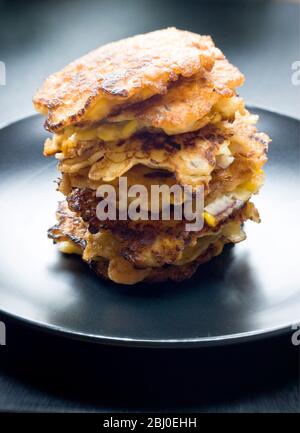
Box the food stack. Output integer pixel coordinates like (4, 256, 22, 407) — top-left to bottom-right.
(34, 28, 269, 284)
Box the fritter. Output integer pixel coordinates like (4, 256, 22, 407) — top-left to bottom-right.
(33, 28, 216, 133)
(54, 112, 268, 192)
(49, 200, 258, 284)
(107, 57, 244, 135)
(35, 28, 270, 285)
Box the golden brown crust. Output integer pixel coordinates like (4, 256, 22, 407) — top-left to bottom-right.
(56, 112, 268, 192)
(47, 203, 226, 283)
(92, 240, 225, 283)
(58, 123, 229, 188)
(47, 204, 234, 284)
(40, 28, 270, 285)
(49, 197, 254, 272)
(108, 58, 245, 135)
(144, 241, 225, 282)
(48, 201, 87, 248)
(33, 28, 217, 133)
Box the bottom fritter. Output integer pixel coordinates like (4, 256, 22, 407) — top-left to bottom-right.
(89, 241, 224, 283)
(48, 200, 259, 284)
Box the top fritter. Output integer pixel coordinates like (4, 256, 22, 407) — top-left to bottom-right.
(33, 28, 217, 133)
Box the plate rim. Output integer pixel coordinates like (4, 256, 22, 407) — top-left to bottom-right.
(0, 109, 299, 348)
(0, 307, 297, 348)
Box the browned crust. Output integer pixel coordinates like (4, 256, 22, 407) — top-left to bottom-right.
(33, 28, 217, 132)
(58, 122, 231, 188)
(48, 201, 87, 248)
(48, 204, 226, 283)
(48, 198, 259, 283)
(107, 58, 244, 134)
(51, 194, 252, 262)
(91, 240, 225, 283)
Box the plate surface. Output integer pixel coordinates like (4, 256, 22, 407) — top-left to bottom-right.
(0, 109, 299, 347)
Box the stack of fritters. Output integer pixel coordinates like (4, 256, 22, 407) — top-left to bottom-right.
(34, 28, 270, 284)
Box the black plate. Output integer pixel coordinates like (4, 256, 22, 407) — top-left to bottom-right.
(0, 109, 299, 347)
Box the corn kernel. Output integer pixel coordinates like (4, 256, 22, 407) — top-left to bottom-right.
(243, 180, 258, 192)
(97, 124, 119, 141)
(204, 211, 217, 227)
(58, 241, 82, 255)
(75, 129, 98, 141)
(122, 120, 138, 139)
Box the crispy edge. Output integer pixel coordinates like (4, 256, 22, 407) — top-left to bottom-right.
(33, 28, 217, 133)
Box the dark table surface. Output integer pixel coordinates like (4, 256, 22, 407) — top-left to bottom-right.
(0, 0, 299, 413)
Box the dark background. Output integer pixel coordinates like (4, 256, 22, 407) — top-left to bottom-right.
(0, 0, 299, 413)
